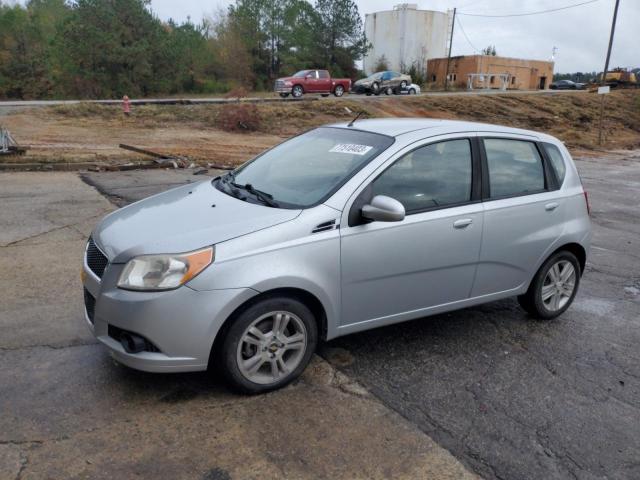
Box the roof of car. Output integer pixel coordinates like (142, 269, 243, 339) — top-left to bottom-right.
(329, 118, 545, 139)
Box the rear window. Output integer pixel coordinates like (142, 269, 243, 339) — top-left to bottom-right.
(543, 143, 567, 185)
(485, 139, 545, 198)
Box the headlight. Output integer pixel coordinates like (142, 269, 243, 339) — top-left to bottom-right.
(117, 247, 214, 291)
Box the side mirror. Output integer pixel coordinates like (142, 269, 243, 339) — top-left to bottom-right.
(362, 195, 405, 222)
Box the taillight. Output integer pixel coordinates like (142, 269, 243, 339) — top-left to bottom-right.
(583, 190, 591, 215)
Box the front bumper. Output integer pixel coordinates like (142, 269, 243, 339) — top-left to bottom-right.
(82, 261, 257, 373)
(274, 85, 293, 93)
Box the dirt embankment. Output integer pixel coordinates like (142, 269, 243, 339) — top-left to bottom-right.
(2, 90, 638, 167)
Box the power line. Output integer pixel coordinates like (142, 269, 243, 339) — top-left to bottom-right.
(459, 0, 601, 18)
(456, 16, 480, 53)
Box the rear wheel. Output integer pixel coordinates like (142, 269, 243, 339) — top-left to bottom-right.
(334, 85, 345, 97)
(409, 88, 417, 95)
(218, 296, 318, 394)
(385, 87, 393, 95)
(279, 93, 289, 98)
(518, 251, 580, 320)
(371, 82, 380, 95)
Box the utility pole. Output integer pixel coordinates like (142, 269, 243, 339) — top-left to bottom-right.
(598, 0, 621, 146)
(444, 8, 456, 92)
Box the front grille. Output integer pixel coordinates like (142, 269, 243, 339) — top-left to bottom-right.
(274, 80, 284, 90)
(86, 237, 108, 279)
(84, 288, 95, 324)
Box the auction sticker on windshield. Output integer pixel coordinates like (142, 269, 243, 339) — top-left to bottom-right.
(329, 144, 373, 155)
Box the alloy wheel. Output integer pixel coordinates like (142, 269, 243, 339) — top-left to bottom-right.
(541, 260, 576, 311)
(236, 311, 307, 385)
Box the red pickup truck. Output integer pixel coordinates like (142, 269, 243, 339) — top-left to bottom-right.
(274, 70, 351, 98)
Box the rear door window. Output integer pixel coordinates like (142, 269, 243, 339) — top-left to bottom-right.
(542, 143, 567, 185)
(318, 70, 329, 79)
(484, 138, 545, 198)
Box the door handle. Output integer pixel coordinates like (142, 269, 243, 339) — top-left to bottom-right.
(545, 202, 559, 211)
(453, 218, 473, 229)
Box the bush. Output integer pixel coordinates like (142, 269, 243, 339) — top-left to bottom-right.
(217, 104, 261, 132)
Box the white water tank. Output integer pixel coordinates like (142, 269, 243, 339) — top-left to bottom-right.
(363, 4, 451, 75)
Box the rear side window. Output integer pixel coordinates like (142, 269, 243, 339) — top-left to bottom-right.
(372, 139, 472, 213)
(543, 143, 567, 185)
(318, 70, 329, 79)
(484, 139, 545, 198)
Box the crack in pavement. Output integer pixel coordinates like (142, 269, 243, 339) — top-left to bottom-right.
(0, 341, 98, 352)
(0, 212, 110, 248)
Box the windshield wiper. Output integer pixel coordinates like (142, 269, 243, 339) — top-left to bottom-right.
(232, 182, 279, 208)
(218, 171, 279, 207)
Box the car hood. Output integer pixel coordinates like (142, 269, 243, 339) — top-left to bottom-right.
(92, 180, 301, 263)
(277, 77, 296, 83)
(355, 77, 375, 85)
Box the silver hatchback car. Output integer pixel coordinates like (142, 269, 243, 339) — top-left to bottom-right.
(83, 119, 591, 393)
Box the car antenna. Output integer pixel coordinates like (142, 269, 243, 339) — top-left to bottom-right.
(347, 111, 365, 127)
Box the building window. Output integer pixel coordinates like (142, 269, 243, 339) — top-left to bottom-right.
(490, 76, 495, 84)
(432, 75, 437, 82)
(511, 76, 516, 85)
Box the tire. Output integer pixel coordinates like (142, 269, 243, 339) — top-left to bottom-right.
(218, 296, 318, 394)
(384, 87, 393, 95)
(409, 88, 416, 95)
(371, 82, 380, 95)
(400, 80, 407, 89)
(321, 93, 330, 97)
(279, 93, 289, 98)
(292, 85, 303, 98)
(334, 85, 345, 97)
(518, 251, 581, 320)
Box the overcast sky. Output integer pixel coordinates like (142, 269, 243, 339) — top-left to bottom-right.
(147, 0, 637, 73)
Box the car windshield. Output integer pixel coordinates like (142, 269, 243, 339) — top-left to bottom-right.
(293, 70, 310, 78)
(217, 127, 394, 208)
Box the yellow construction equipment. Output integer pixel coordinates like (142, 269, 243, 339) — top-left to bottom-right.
(601, 68, 638, 88)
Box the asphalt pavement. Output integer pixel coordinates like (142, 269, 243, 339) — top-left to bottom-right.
(76, 150, 640, 480)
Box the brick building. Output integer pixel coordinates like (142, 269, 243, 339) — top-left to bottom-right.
(426, 55, 554, 90)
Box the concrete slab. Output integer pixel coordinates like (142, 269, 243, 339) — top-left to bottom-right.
(0, 172, 114, 349)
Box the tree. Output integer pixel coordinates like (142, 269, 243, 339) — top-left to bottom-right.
(373, 55, 389, 72)
(314, 0, 368, 77)
(482, 45, 497, 56)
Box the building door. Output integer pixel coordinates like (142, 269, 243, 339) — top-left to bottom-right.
(539, 76, 547, 89)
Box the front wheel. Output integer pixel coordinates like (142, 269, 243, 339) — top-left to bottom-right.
(409, 88, 416, 95)
(218, 296, 318, 394)
(334, 85, 345, 97)
(371, 82, 380, 95)
(518, 251, 580, 320)
(291, 85, 303, 98)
